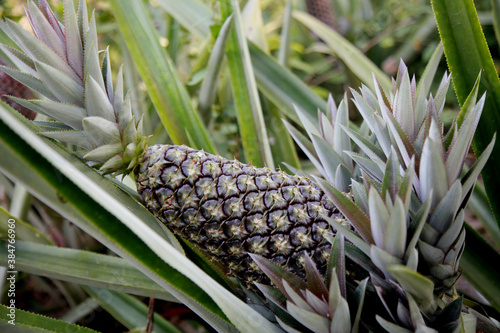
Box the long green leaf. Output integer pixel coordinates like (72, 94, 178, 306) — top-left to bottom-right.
(0, 305, 98, 332)
(0, 103, 267, 332)
(108, 0, 215, 152)
(221, 0, 274, 168)
(84, 286, 182, 333)
(0, 240, 177, 302)
(431, 0, 500, 224)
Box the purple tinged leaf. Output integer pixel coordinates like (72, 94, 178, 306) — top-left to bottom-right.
(254, 283, 287, 309)
(283, 281, 314, 312)
(340, 124, 386, 161)
(314, 176, 374, 244)
(64, 0, 84, 79)
(249, 254, 306, 295)
(26, 1, 66, 61)
(303, 255, 328, 299)
(304, 290, 329, 318)
(84, 12, 105, 92)
(393, 64, 415, 141)
(38, 0, 65, 41)
(2, 19, 79, 83)
(78, 0, 89, 46)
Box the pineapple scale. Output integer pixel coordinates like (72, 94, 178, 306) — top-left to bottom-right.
(136, 145, 345, 283)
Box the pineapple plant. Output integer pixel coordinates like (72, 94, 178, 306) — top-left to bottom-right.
(0, 0, 348, 284)
(1, 0, 499, 332)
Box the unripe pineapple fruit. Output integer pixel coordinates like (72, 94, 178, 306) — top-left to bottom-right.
(0, 0, 346, 283)
(137, 145, 343, 282)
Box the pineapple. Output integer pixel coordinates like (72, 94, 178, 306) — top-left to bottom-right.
(0, 0, 347, 283)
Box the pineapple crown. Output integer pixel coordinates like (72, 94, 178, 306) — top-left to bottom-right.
(0, 0, 147, 175)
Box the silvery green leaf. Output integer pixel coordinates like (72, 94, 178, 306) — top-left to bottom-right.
(0, 66, 55, 99)
(461, 134, 495, 201)
(384, 197, 407, 259)
(286, 301, 329, 333)
(406, 248, 418, 271)
(78, 0, 89, 40)
(398, 159, 415, 212)
(372, 114, 393, 157)
(436, 209, 465, 250)
(8, 97, 85, 130)
(334, 164, 351, 192)
(376, 316, 413, 333)
(442, 227, 465, 266)
(396, 302, 412, 329)
(415, 43, 443, 126)
(284, 120, 325, 175)
(445, 94, 484, 185)
(328, 268, 341, 315)
(428, 117, 445, 160)
(405, 197, 432, 263)
(0, 19, 79, 83)
(351, 180, 369, 214)
(347, 152, 384, 182)
(345, 243, 381, 276)
(35, 61, 84, 106)
(380, 104, 415, 168)
(428, 180, 462, 233)
(393, 65, 415, 141)
(26, 1, 66, 60)
(118, 93, 133, 131)
(417, 241, 444, 266)
(82, 117, 120, 147)
(351, 89, 378, 134)
(371, 246, 402, 277)
(0, 45, 37, 76)
(334, 97, 353, 169)
(84, 12, 106, 92)
(429, 265, 455, 281)
(304, 290, 329, 317)
(420, 223, 440, 245)
(369, 187, 390, 248)
(283, 281, 314, 313)
(420, 123, 448, 209)
(294, 104, 321, 140)
(34, 121, 71, 132)
(311, 134, 344, 183)
(319, 103, 334, 146)
(341, 124, 385, 162)
(276, 317, 303, 333)
(406, 295, 427, 329)
(42, 130, 93, 150)
(64, 0, 84, 79)
(330, 298, 351, 333)
(84, 143, 123, 163)
(433, 72, 451, 116)
(327, 94, 337, 121)
(114, 65, 124, 114)
(85, 76, 115, 121)
(123, 117, 138, 144)
(381, 148, 400, 201)
(102, 47, 114, 103)
(388, 265, 435, 312)
(325, 217, 371, 256)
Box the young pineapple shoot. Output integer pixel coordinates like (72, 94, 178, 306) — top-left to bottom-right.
(0, 0, 347, 284)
